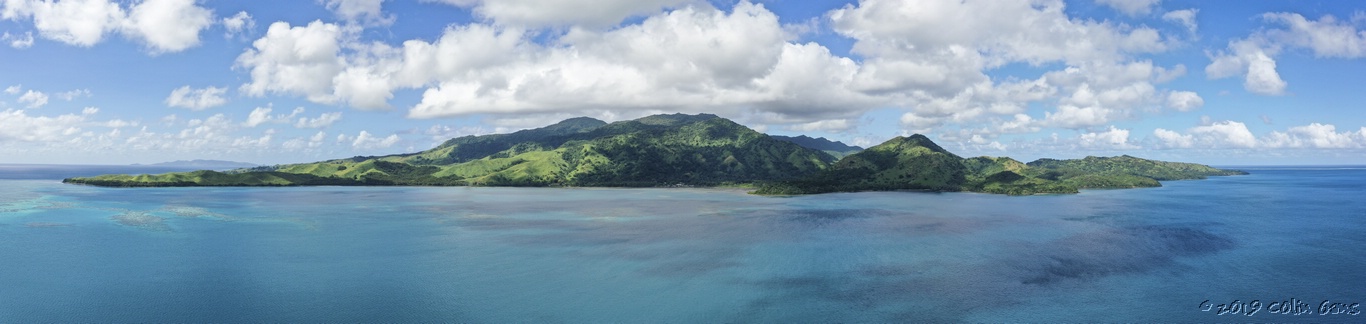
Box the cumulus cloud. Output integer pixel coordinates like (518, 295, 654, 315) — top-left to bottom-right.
(228, 0, 1204, 150)
(237, 3, 878, 124)
(124, 0, 215, 53)
(1154, 121, 1366, 149)
(1, 31, 33, 48)
(322, 0, 393, 26)
(424, 0, 692, 29)
(1165, 91, 1203, 111)
(787, 119, 854, 132)
(1095, 0, 1161, 16)
(56, 88, 90, 100)
(165, 86, 228, 110)
(283, 131, 328, 150)
(1, 0, 126, 47)
(1044, 104, 1114, 129)
(295, 111, 343, 128)
(0, 0, 215, 53)
(18, 89, 47, 108)
(1152, 121, 1258, 148)
(243, 106, 304, 127)
(350, 130, 400, 149)
(997, 114, 1038, 134)
(3, 85, 19, 94)
(829, 0, 1169, 66)
(829, 0, 1181, 134)
(1078, 126, 1138, 149)
(1208, 12, 1366, 95)
(1263, 123, 1366, 148)
(236, 20, 345, 104)
(0, 108, 85, 142)
(1162, 9, 1198, 34)
(1260, 12, 1366, 58)
(222, 11, 255, 38)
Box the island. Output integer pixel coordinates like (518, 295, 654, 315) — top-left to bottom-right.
(63, 113, 1247, 195)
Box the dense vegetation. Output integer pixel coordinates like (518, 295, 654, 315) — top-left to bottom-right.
(65, 113, 1247, 195)
(754, 138, 1248, 196)
(68, 114, 833, 188)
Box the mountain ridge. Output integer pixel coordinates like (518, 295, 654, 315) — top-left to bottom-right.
(64, 113, 1247, 195)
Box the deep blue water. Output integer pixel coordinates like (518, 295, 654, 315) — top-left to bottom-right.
(1, 166, 1363, 322)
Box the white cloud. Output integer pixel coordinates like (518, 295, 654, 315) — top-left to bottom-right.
(1, 0, 214, 53)
(237, 20, 345, 104)
(1206, 40, 1286, 96)
(0, 108, 85, 142)
(1207, 13, 1366, 96)
(425, 0, 693, 29)
(283, 131, 329, 150)
(1152, 128, 1193, 148)
(124, 0, 214, 53)
(1165, 91, 1203, 112)
(1162, 9, 1198, 34)
(1152, 121, 1257, 148)
(322, 0, 392, 25)
(1044, 105, 1115, 129)
(1078, 126, 1138, 149)
(18, 89, 47, 108)
(1, 31, 33, 48)
(4, 85, 21, 94)
(1154, 121, 1366, 150)
(233, 0, 1195, 142)
(828, 0, 1181, 136)
(396, 3, 874, 122)
(5, 0, 126, 47)
(55, 88, 90, 100)
(997, 113, 1038, 134)
(1243, 51, 1287, 95)
(243, 106, 304, 127)
(1260, 12, 1366, 58)
(350, 130, 400, 149)
(222, 11, 254, 37)
(899, 112, 943, 133)
(1095, 0, 1160, 16)
(165, 86, 228, 110)
(295, 112, 343, 128)
(1263, 123, 1366, 148)
(829, 0, 1170, 66)
(787, 119, 854, 133)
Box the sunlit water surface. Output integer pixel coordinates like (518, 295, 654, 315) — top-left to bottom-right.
(1, 166, 1363, 322)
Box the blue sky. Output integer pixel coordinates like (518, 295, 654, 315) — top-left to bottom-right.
(1, 0, 1363, 165)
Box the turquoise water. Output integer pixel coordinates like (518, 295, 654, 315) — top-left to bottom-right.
(1, 167, 1363, 322)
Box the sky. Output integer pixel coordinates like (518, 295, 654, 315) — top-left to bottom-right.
(0, 0, 1364, 166)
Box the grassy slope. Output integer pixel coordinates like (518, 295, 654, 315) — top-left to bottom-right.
(750, 135, 967, 194)
(64, 115, 1246, 195)
(66, 114, 833, 188)
(753, 137, 1247, 196)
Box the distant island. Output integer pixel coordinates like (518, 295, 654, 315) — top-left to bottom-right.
(134, 160, 258, 170)
(64, 114, 1246, 195)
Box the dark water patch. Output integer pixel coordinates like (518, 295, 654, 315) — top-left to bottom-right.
(777, 208, 881, 225)
(1016, 224, 1234, 285)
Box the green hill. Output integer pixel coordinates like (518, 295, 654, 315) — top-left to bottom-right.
(753, 136, 1248, 196)
(67, 114, 833, 188)
(64, 114, 1246, 195)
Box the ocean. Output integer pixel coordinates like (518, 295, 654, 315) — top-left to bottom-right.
(0, 165, 1362, 322)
